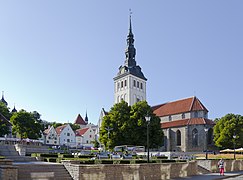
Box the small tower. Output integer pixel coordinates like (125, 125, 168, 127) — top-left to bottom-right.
(0, 91, 8, 106)
(12, 104, 17, 113)
(85, 111, 89, 124)
(113, 13, 147, 106)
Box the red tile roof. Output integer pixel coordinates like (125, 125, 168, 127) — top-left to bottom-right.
(76, 128, 89, 136)
(161, 118, 215, 129)
(153, 96, 208, 117)
(74, 114, 86, 125)
(55, 125, 67, 135)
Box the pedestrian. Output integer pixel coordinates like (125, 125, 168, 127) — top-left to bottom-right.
(218, 158, 225, 176)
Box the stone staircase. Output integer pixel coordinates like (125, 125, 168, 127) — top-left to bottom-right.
(16, 163, 73, 180)
(0, 145, 37, 162)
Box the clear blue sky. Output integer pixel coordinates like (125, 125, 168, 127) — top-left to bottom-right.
(0, 1, 243, 124)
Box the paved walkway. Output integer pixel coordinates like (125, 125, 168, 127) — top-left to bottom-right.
(175, 171, 243, 180)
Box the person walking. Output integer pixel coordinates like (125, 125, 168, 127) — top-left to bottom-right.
(218, 158, 225, 176)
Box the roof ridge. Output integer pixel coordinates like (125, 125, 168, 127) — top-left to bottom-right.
(189, 96, 196, 111)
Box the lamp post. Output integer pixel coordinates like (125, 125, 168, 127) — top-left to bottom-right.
(105, 126, 113, 151)
(204, 128, 208, 160)
(233, 133, 236, 160)
(145, 115, 151, 163)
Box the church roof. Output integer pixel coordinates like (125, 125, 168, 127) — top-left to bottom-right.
(74, 114, 87, 125)
(75, 127, 89, 136)
(152, 96, 208, 117)
(161, 118, 215, 129)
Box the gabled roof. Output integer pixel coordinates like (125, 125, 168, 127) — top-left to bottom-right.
(153, 96, 208, 117)
(76, 127, 89, 136)
(161, 118, 215, 129)
(74, 114, 87, 125)
(55, 125, 67, 135)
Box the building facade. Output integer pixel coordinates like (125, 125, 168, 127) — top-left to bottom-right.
(153, 96, 215, 152)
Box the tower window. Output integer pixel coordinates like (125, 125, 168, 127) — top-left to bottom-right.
(140, 83, 143, 89)
(182, 113, 185, 119)
(121, 81, 123, 88)
(117, 82, 120, 89)
(133, 80, 136, 87)
(125, 80, 127, 87)
(137, 81, 139, 88)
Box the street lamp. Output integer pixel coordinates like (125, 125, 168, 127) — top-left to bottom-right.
(233, 133, 236, 160)
(204, 128, 208, 160)
(105, 126, 113, 151)
(145, 115, 151, 163)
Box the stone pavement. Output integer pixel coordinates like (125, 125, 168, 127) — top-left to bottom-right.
(174, 171, 243, 180)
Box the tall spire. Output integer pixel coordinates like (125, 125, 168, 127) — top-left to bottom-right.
(0, 91, 8, 106)
(124, 10, 136, 68)
(85, 110, 88, 124)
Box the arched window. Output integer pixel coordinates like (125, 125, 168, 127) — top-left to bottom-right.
(176, 130, 181, 146)
(208, 128, 213, 145)
(192, 128, 198, 147)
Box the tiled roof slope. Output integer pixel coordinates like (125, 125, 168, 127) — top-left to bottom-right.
(74, 114, 87, 125)
(76, 128, 89, 136)
(55, 125, 67, 135)
(153, 96, 208, 117)
(161, 118, 215, 129)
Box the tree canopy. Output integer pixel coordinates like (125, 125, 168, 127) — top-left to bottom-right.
(0, 102, 11, 136)
(99, 100, 164, 150)
(10, 110, 42, 139)
(214, 113, 243, 149)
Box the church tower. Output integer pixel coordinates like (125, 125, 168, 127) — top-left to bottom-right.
(113, 15, 147, 106)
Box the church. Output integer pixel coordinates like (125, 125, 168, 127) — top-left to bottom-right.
(99, 14, 215, 152)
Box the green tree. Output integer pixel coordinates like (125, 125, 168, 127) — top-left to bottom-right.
(99, 100, 164, 150)
(214, 113, 243, 149)
(69, 123, 80, 131)
(0, 102, 11, 136)
(10, 110, 42, 139)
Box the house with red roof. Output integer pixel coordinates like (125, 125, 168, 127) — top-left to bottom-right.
(43, 125, 59, 145)
(75, 127, 96, 148)
(152, 96, 215, 152)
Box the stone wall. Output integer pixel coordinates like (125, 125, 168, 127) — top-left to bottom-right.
(0, 159, 18, 180)
(62, 160, 197, 180)
(198, 159, 243, 173)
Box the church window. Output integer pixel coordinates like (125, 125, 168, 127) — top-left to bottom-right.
(134, 80, 136, 87)
(121, 81, 123, 88)
(137, 81, 139, 88)
(192, 128, 198, 147)
(125, 80, 127, 87)
(169, 115, 172, 121)
(141, 83, 143, 89)
(208, 128, 213, 145)
(176, 130, 181, 146)
(182, 113, 185, 119)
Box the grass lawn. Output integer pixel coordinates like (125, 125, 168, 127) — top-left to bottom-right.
(195, 153, 243, 160)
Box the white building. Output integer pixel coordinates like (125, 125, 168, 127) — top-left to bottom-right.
(43, 125, 59, 145)
(55, 124, 76, 147)
(76, 127, 96, 148)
